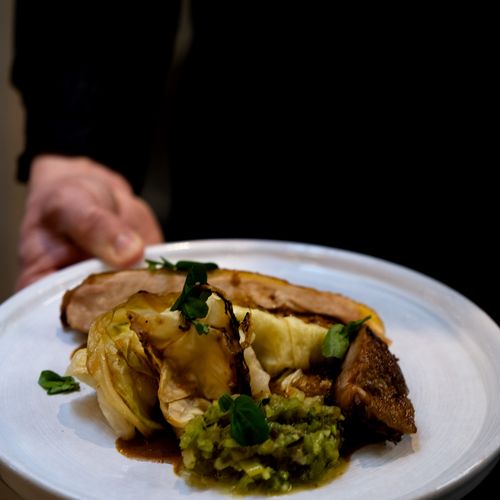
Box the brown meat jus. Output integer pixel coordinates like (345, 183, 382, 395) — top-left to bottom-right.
(60, 268, 386, 340)
(334, 326, 417, 444)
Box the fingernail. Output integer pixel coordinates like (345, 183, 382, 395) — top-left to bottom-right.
(112, 231, 143, 262)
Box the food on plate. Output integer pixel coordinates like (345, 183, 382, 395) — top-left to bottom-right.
(334, 327, 416, 443)
(60, 267, 387, 341)
(64, 260, 416, 493)
(180, 394, 344, 491)
(38, 370, 80, 395)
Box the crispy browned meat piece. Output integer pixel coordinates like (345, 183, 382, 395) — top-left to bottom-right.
(61, 269, 386, 340)
(334, 327, 417, 443)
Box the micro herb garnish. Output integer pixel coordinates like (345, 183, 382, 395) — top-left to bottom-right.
(321, 316, 371, 359)
(170, 262, 215, 334)
(146, 257, 218, 272)
(38, 370, 80, 395)
(218, 393, 270, 446)
(145, 258, 219, 334)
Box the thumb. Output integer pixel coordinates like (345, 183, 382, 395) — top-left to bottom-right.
(58, 204, 145, 267)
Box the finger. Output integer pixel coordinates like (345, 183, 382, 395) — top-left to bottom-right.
(16, 229, 90, 290)
(16, 245, 78, 290)
(116, 194, 165, 245)
(53, 202, 145, 267)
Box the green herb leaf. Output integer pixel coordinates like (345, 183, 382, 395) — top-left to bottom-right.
(230, 394, 270, 446)
(182, 294, 210, 319)
(345, 316, 372, 336)
(146, 257, 175, 271)
(146, 258, 218, 272)
(147, 259, 219, 334)
(218, 393, 234, 412)
(219, 394, 269, 446)
(194, 321, 209, 335)
(218, 393, 269, 446)
(38, 370, 80, 395)
(175, 260, 218, 272)
(321, 324, 349, 359)
(170, 263, 214, 333)
(321, 316, 371, 359)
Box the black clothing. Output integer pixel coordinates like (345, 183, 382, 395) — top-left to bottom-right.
(12, 2, 181, 191)
(11, 2, 496, 325)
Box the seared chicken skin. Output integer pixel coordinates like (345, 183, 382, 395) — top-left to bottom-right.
(335, 326, 416, 443)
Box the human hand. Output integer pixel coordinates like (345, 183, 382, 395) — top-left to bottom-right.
(16, 155, 164, 290)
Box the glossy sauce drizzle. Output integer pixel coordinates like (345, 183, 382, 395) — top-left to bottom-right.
(116, 429, 181, 468)
(116, 430, 350, 493)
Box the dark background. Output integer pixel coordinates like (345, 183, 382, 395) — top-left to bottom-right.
(162, 5, 498, 327)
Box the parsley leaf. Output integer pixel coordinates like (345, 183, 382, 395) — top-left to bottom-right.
(194, 322, 210, 335)
(146, 257, 175, 270)
(218, 393, 234, 412)
(146, 258, 218, 272)
(321, 324, 348, 359)
(147, 259, 219, 334)
(38, 370, 80, 395)
(321, 316, 371, 359)
(218, 394, 269, 446)
(181, 289, 211, 319)
(170, 262, 215, 334)
(175, 260, 218, 272)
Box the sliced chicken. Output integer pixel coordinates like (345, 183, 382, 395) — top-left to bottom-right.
(61, 268, 386, 341)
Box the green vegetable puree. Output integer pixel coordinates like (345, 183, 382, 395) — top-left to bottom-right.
(179, 394, 344, 493)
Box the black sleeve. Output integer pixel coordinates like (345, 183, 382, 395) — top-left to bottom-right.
(11, 1, 180, 192)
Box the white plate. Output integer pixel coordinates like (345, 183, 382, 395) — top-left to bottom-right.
(1, 239, 499, 500)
